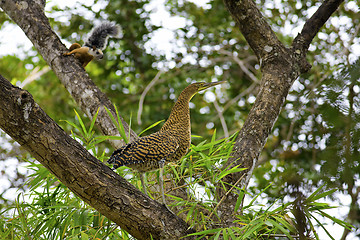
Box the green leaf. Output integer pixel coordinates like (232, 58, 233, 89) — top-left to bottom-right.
(60, 120, 81, 133)
(214, 230, 221, 240)
(216, 165, 246, 182)
(316, 209, 354, 229)
(139, 120, 164, 136)
(209, 129, 217, 153)
(267, 218, 294, 240)
(114, 104, 128, 144)
(186, 203, 197, 222)
(271, 201, 293, 213)
(81, 232, 89, 240)
(244, 183, 273, 209)
(305, 184, 326, 203)
(74, 109, 87, 136)
(305, 188, 337, 204)
(226, 228, 237, 239)
(92, 135, 124, 146)
(308, 212, 335, 240)
(240, 218, 265, 239)
(104, 105, 128, 143)
(308, 202, 334, 211)
(128, 111, 133, 140)
(273, 215, 297, 233)
(187, 227, 221, 236)
(234, 188, 245, 213)
(88, 107, 100, 134)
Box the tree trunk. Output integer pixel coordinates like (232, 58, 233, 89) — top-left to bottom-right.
(217, 0, 344, 225)
(0, 74, 194, 240)
(0, 0, 192, 232)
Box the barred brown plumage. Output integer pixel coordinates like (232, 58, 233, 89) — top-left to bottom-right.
(107, 80, 226, 209)
(108, 131, 178, 172)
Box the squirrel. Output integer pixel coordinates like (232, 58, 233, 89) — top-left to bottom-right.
(63, 22, 121, 68)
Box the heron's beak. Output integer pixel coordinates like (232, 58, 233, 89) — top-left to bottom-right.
(200, 80, 227, 91)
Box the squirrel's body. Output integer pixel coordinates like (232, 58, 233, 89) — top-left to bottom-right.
(63, 22, 120, 67)
(65, 43, 95, 67)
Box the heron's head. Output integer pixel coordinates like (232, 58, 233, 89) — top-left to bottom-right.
(184, 80, 226, 97)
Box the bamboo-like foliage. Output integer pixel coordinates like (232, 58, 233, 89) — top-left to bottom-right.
(0, 111, 352, 239)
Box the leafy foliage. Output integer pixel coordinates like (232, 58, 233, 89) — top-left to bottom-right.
(188, 184, 352, 240)
(1, 112, 352, 239)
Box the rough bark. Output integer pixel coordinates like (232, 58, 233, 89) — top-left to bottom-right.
(0, 0, 196, 231)
(0, 0, 137, 149)
(217, 0, 344, 225)
(0, 74, 194, 240)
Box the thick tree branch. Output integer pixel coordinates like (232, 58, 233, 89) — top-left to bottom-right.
(292, 0, 344, 54)
(0, 0, 194, 236)
(0, 0, 137, 149)
(0, 74, 194, 240)
(218, 0, 343, 225)
(223, 0, 282, 61)
(293, 0, 344, 48)
(292, 0, 344, 72)
(0, 0, 197, 227)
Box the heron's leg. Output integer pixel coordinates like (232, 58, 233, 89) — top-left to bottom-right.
(159, 160, 171, 211)
(140, 172, 148, 195)
(159, 166, 166, 205)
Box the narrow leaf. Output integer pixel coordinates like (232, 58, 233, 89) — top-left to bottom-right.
(305, 184, 326, 203)
(267, 219, 294, 240)
(88, 107, 100, 134)
(139, 120, 164, 136)
(74, 109, 87, 136)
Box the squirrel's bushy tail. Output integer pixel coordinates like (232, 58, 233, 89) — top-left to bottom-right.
(84, 22, 121, 50)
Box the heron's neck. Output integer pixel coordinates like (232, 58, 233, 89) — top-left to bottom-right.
(160, 90, 195, 132)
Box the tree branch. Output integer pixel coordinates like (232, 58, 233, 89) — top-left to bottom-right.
(0, 1, 195, 237)
(0, 0, 137, 149)
(223, 0, 283, 61)
(292, 0, 344, 52)
(20, 66, 50, 88)
(137, 69, 164, 125)
(218, 49, 259, 84)
(213, 99, 229, 138)
(218, 0, 344, 225)
(0, 74, 194, 240)
(292, 0, 344, 72)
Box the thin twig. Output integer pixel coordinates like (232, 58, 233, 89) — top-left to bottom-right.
(20, 66, 50, 88)
(219, 49, 259, 83)
(213, 99, 229, 138)
(223, 82, 257, 112)
(137, 70, 164, 125)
